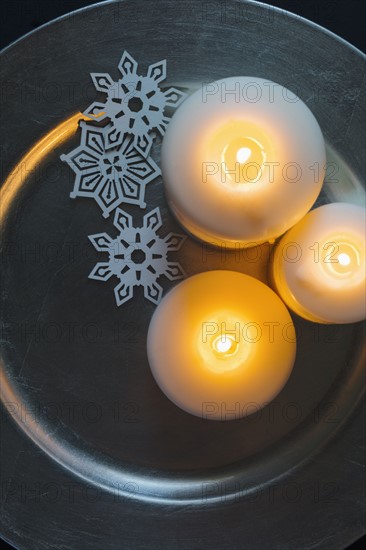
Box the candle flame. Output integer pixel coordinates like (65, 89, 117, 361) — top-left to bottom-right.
(212, 334, 239, 357)
(337, 253, 351, 266)
(236, 147, 252, 164)
(215, 337, 232, 353)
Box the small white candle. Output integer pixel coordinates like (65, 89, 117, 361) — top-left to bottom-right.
(162, 77, 326, 248)
(147, 271, 296, 420)
(271, 203, 366, 324)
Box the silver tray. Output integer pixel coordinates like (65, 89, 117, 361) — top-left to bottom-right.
(1, 1, 365, 548)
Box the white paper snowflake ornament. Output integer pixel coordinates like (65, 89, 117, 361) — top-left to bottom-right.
(61, 121, 161, 218)
(88, 207, 186, 306)
(83, 51, 186, 157)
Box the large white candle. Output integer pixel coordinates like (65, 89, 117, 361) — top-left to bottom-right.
(147, 271, 296, 420)
(162, 77, 326, 248)
(271, 203, 366, 324)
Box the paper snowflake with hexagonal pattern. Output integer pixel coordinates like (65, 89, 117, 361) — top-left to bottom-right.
(83, 51, 186, 157)
(88, 207, 186, 306)
(61, 121, 160, 218)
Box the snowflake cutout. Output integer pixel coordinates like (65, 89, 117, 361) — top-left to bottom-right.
(88, 207, 186, 306)
(83, 51, 186, 157)
(61, 121, 160, 218)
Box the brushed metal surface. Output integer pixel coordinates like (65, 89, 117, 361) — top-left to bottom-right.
(0, 1, 365, 548)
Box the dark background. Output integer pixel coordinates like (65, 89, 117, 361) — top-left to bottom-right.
(1, 0, 365, 549)
(1, 0, 365, 52)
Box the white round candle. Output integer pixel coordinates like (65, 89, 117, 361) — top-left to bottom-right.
(162, 77, 326, 248)
(147, 271, 296, 420)
(271, 203, 366, 324)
